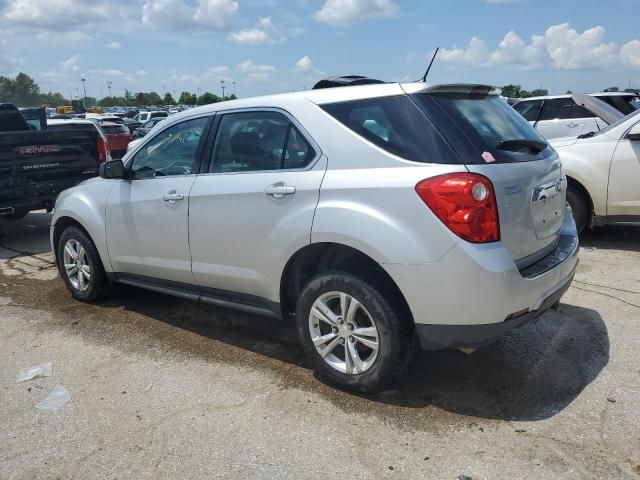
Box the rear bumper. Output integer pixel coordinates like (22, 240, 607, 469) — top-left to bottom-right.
(383, 207, 579, 350)
(414, 270, 574, 350)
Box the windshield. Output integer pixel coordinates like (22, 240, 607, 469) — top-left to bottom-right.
(590, 108, 640, 137)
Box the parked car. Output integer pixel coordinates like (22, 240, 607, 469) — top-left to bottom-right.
(99, 121, 131, 158)
(512, 92, 638, 139)
(0, 106, 110, 220)
(551, 103, 640, 233)
(51, 82, 578, 393)
(134, 110, 168, 122)
(132, 117, 166, 139)
(123, 118, 142, 134)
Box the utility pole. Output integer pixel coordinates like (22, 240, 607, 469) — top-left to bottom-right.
(232, 81, 236, 97)
(107, 80, 112, 97)
(81, 78, 87, 104)
(221, 80, 226, 98)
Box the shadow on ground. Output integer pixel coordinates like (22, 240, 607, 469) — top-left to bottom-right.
(1, 211, 610, 423)
(104, 287, 609, 422)
(580, 225, 640, 252)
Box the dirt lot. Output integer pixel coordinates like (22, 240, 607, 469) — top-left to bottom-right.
(1, 212, 639, 479)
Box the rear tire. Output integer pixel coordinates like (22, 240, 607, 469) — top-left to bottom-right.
(295, 270, 412, 393)
(566, 186, 589, 234)
(57, 226, 111, 302)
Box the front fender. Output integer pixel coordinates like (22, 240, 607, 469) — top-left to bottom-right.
(51, 180, 114, 271)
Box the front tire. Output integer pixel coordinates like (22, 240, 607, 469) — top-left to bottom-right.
(57, 226, 111, 302)
(295, 271, 412, 393)
(566, 186, 589, 234)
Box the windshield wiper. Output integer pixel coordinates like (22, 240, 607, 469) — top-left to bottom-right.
(496, 139, 547, 154)
(577, 131, 596, 139)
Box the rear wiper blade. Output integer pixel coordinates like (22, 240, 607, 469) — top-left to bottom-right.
(577, 131, 596, 139)
(496, 139, 547, 153)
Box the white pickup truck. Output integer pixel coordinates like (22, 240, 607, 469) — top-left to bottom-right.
(552, 96, 640, 233)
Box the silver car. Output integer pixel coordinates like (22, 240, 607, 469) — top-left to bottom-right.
(51, 82, 579, 393)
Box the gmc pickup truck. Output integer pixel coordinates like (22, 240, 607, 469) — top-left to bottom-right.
(0, 104, 110, 220)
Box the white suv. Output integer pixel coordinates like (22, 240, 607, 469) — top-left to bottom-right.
(51, 82, 579, 392)
(513, 92, 639, 139)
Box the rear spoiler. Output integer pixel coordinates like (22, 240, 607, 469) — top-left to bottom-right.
(401, 83, 501, 96)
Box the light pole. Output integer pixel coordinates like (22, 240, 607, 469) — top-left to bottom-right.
(107, 80, 112, 97)
(81, 78, 87, 104)
(232, 81, 236, 97)
(221, 80, 226, 99)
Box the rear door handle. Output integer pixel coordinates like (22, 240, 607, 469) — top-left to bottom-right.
(162, 191, 185, 205)
(264, 183, 296, 198)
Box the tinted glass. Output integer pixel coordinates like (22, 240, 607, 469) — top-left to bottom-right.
(594, 95, 638, 115)
(539, 98, 592, 120)
(210, 111, 314, 173)
(130, 117, 208, 179)
(513, 100, 543, 122)
(322, 95, 456, 164)
(283, 126, 315, 169)
(414, 93, 552, 164)
(101, 124, 128, 134)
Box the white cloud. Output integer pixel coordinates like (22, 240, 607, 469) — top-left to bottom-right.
(314, 0, 398, 27)
(440, 23, 633, 71)
(439, 37, 490, 65)
(193, 0, 238, 30)
(35, 31, 92, 45)
(142, 0, 238, 30)
(229, 17, 284, 45)
(106, 41, 122, 50)
(2, 0, 112, 28)
(295, 56, 313, 72)
(621, 40, 640, 70)
(229, 29, 272, 45)
(0, 55, 24, 75)
(60, 55, 80, 73)
(237, 59, 276, 81)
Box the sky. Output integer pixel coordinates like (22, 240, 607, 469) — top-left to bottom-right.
(0, 0, 639, 100)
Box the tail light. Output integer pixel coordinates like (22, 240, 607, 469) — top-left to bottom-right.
(415, 173, 500, 243)
(96, 136, 110, 164)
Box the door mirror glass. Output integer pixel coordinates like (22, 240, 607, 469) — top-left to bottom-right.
(99, 159, 126, 179)
(628, 123, 640, 140)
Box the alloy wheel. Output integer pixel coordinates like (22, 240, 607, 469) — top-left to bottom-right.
(62, 238, 91, 292)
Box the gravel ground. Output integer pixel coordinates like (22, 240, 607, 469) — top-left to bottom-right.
(0, 212, 639, 479)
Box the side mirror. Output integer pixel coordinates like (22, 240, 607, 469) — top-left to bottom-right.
(99, 159, 127, 179)
(628, 123, 640, 141)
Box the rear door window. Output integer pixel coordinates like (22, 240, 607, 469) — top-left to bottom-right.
(321, 95, 457, 164)
(538, 98, 592, 121)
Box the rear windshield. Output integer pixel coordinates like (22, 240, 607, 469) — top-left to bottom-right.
(321, 95, 458, 164)
(593, 95, 639, 116)
(413, 93, 553, 164)
(102, 124, 128, 134)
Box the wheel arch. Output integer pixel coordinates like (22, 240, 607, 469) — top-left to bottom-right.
(279, 242, 414, 330)
(52, 215, 111, 272)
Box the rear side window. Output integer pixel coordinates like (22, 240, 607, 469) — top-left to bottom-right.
(413, 93, 552, 164)
(321, 96, 457, 164)
(538, 98, 592, 121)
(513, 100, 543, 122)
(594, 95, 638, 115)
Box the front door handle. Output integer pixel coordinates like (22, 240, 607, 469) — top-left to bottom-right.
(264, 183, 296, 198)
(162, 191, 185, 205)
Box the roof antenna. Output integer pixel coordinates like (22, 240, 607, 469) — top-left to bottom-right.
(421, 47, 439, 82)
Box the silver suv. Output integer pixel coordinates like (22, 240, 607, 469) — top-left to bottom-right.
(51, 82, 579, 393)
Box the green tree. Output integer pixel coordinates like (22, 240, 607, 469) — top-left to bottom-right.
(163, 92, 176, 105)
(178, 91, 196, 105)
(604, 86, 619, 92)
(197, 92, 219, 105)
(529, 89, 548, 97)
(500, 84, 522, 98)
